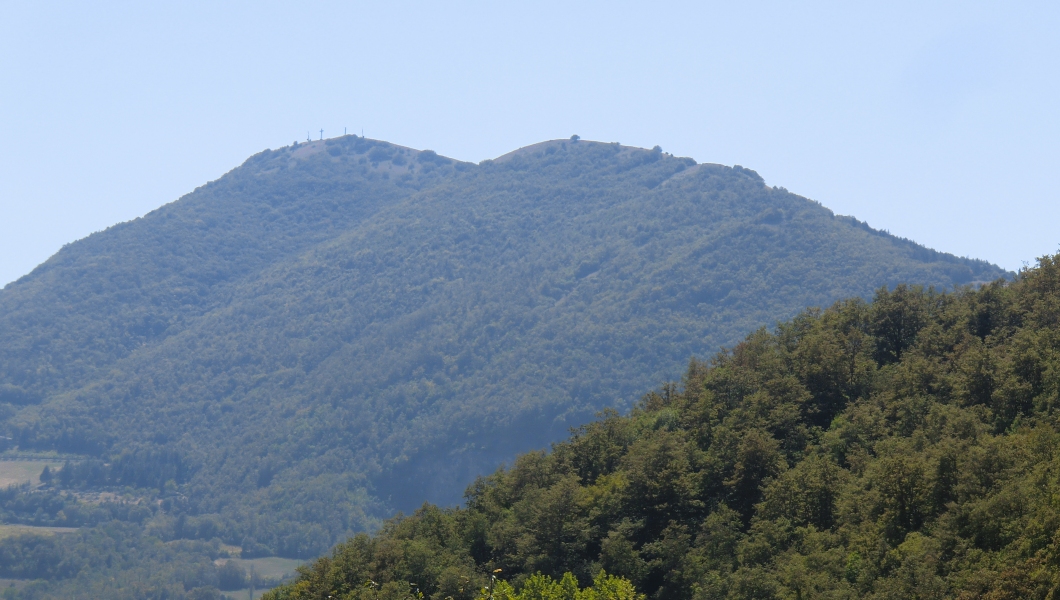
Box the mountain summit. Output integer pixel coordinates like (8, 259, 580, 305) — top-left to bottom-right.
(0, 136, 1006, 557)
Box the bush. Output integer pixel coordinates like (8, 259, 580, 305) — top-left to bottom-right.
(217, 560, 247, 590)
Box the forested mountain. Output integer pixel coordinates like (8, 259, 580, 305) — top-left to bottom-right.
(0, 136, 1007, 564)
(269, 255, 1060, 600)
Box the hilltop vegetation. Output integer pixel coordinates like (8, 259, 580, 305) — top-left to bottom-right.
(269, 254, 1060, 600)
(0, 136, 1006, 564)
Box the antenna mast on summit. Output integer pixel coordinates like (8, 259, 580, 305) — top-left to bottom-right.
(319, 129, 323, 140)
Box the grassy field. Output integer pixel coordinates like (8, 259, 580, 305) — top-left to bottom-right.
(0, 578, 31, 593)
(218, 556, 305, 599)
(0, 524, 77, 539)
(223, 590, 269, 600)
(0, 460, 62, 488)
(230, 556, 304, 580)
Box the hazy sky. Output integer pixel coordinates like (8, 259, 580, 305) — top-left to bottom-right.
(2, 1, 1057, 287)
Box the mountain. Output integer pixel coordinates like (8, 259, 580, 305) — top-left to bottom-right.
(267, 255, 1060, 600)
(0, 136, 1008, 560)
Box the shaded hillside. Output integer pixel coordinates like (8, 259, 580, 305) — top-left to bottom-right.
(268, 254, 1060, 600)
(0, 137, 1007, 558)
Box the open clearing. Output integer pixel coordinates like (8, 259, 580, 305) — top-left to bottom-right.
(0, 578, 31, 592)
(223, 589, 269, 600)
(221, 556, 304, 580)
(0, 524, 77, 539)
(219, 557, 304, 600)
(0, 460, 62, 487)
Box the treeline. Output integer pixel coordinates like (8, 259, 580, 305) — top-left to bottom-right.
(0, 484, 151, 528)
(271, 568, 641, 600)
(10, 480, 336, 560)
(46, 447, 189, 491)
(269, 255, 1060, 599)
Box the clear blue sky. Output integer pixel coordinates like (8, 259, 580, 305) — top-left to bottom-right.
(2, 1, 1057, 286)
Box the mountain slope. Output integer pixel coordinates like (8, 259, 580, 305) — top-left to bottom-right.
(0, 137, 1008, 557)
(267, 254, 1060, 600)
(0, 136, 461, 406)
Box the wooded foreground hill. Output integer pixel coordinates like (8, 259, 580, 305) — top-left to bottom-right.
(269, 254, 1060, 600)
(0, 136, 1006, 559)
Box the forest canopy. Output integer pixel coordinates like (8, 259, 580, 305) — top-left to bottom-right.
(268, 254, 1060, 600)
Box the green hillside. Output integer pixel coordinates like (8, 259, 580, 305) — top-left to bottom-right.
(0, 136, 1007, 563)
(269, 254, 1060, 600)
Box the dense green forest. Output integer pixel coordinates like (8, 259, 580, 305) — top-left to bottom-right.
(0, 137, 1007, 564)
(266, 254, 1060, 600)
